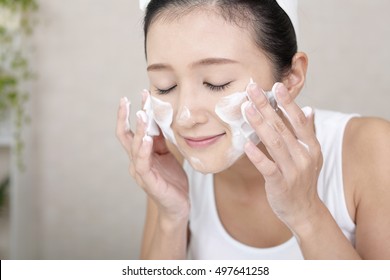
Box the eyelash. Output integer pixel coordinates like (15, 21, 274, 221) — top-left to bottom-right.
(156, 85, 176, 95)
(205, 82, 231, 92)
(155, 82, 232, 95)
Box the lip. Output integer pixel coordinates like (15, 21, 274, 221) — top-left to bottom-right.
(183, 133, 226, 149)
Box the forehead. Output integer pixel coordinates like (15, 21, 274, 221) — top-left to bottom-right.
(146, 9, 261, 66)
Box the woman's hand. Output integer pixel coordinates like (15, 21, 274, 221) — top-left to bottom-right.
(116, 93, 189, 222)
(244, 82, 324, 231)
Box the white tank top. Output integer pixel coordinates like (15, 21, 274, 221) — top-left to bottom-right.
(185, 109, 359, 259)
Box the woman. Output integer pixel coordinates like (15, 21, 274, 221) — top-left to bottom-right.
(116, 0, 390, 259)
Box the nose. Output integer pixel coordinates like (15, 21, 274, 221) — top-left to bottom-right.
(175, 91, 208, 128)
(176, 105, 193, 127)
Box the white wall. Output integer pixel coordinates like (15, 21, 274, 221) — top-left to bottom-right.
(299, 0, 390, 119)
(9, 0, 390, 259)
(12, 0, 148, 259)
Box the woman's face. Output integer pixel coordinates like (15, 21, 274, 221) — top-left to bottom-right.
(146, 9, 275, 173)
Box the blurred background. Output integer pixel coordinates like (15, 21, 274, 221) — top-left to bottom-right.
(0, 0, 389, 259)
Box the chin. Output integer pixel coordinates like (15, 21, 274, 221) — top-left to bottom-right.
(186, 153, 244, 174)
(192, 164, 225, 175)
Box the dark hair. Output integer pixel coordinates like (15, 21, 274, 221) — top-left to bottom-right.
(143, 0, 297, 80)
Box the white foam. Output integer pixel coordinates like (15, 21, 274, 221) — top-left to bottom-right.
(215, 80, 278, 165)
(176, 106, 191, 125)
(142, 82, 312, 173)
(143, 91, 177, 145)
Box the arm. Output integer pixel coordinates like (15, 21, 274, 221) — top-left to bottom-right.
(345, 117, 390, 259)
(116, 95, 189, 259)
(140, 143, 189, 259)
(140, 198, 188, 259)
(300, 117, 390, 259)
(290, 197, 361, 259)
(243, 82, 381, 259)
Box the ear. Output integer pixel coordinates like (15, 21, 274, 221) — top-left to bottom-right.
(282, 52, 308, 99)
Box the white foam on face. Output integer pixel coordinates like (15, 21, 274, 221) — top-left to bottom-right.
(142, 85, 312, 173)
(215, 80, 278, 164)
(189, 157, 205, 171)
(143, 92, 177, 145)
(215, 91, 259, 163)
(176, 106, 191, 124)
(143, 92, 205, 169)
(215, 81, 312, 162)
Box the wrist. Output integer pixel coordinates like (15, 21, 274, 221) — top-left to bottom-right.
(158, 211, 189, 232)
(288, 198, 328, 243)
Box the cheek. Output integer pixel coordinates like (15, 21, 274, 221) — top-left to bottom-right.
(215, 87, 261, 160)
(215, 91, 248, 125)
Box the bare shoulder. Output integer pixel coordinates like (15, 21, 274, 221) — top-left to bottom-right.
(345, 116, 390, 146)
(343, 116, 390, 259)
(344, 117, 390, 172)
(344, 116, 390, 191)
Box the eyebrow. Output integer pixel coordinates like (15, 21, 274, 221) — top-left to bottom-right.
(147, 57, 238, 72)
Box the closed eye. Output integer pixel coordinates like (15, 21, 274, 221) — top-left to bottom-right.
(204, 82, 232, 92)
(155, 82, 232, 95)
(155, 85, 177, 95)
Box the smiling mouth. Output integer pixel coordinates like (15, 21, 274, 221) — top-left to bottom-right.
(183, 133, 226, 149)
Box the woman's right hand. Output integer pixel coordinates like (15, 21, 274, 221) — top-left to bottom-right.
(116, 94, 190, 222)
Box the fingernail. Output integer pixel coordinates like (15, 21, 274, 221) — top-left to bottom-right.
(241, 101, 251, 123)
(244, 140, 257, 154)
(143, 135, 153, 143)
(120, 97, 128, 105)
(136, 110, 147, 124)
(246, 102, 257, 116)
(273, 82, 283, 93)
(125, 100, 131, 131)
(248, 77, 255, 88)
(275, 83, 288, 100)
(142, 89, 149, 103)
(301, 106, 313, 117)
(248, 82, 259, 96)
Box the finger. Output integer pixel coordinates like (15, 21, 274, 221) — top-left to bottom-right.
(276, 85, 322, 165)
(247, 82, 275, 117)
(244, 140, 283, 185)
(116, 97, 134, 153)
(248, 83, 316, 166)
(131, 110, 148, 159)
(247, 83, 300, 152)
(134, 136, 160, 192)
(275, 84, 321, 158)
(245, 102, 296, 176)
(141, 89, 149, 108)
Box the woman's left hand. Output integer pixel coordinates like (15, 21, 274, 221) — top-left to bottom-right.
(244, 82, 324, 231)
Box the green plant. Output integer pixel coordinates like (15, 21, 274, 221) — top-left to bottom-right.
(0, 0, 37, 170)
(0, 176, 10, 209)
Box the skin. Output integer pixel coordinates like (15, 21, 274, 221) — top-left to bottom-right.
(116, 8, 390, 259)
